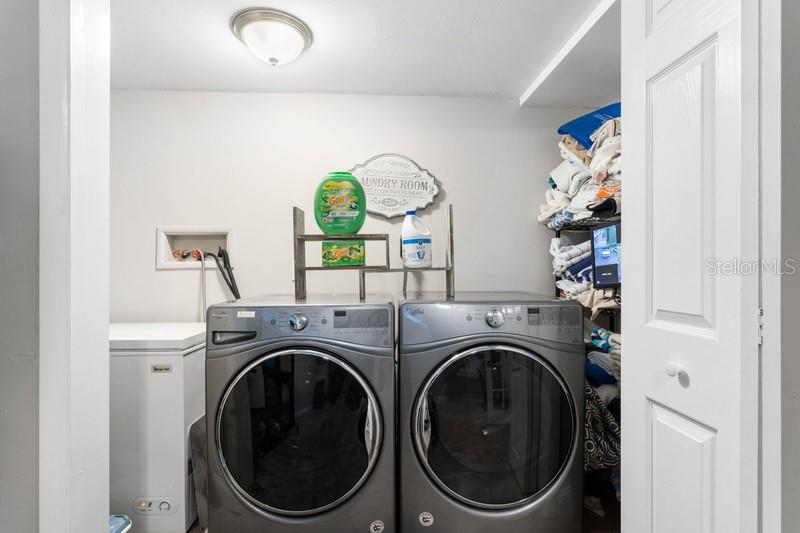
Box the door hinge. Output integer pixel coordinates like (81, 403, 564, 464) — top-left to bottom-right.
(757, 308, 764, 345)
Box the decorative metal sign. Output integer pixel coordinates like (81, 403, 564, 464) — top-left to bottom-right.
(349, 154, 440, 218)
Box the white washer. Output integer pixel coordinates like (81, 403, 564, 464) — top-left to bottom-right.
(110, 323, 206, 533)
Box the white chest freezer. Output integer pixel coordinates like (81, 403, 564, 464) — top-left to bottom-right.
(109, 323, 206, 533)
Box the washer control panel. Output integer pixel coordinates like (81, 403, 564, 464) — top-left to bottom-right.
(207, 304, 394, 349)
(401, 301, 582, 346)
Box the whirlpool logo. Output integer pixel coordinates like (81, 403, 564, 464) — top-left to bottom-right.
(406, 307, 425, 317)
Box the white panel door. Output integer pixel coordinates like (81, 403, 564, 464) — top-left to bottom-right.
(621, 0, 760, 531)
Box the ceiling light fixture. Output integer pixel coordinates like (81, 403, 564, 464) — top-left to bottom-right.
(231, 8, 313, 66)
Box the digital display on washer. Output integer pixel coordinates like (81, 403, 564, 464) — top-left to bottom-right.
(527, 307, 541, 325)
(333, 309, 389, 329)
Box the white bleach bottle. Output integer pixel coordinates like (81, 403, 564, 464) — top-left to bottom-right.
(401, 210, 433, 268)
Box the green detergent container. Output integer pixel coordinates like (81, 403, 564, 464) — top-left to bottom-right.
(314, 171, 367, 235)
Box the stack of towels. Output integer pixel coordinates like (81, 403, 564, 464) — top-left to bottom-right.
(538, 103, 623, 230)
(551, 238, 594, 298)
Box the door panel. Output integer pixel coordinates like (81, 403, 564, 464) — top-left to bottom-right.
(622, 0, 759, 531)
(216, 349, 381, 516)
(413, 345, 575, 509)
(650, 402, 716, 533)
(648, 41, 717, 330)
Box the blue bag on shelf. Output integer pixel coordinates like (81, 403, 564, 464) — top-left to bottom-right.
(558, 102, 621, 149)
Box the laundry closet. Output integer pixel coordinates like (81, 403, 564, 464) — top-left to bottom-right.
(96, 0, 766, 532)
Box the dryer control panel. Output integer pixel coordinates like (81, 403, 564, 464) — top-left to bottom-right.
(399, 301, 582, 346)
(207, 304, 394, 350)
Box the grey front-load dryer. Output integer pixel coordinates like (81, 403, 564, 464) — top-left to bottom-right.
(399, 292, 584, 532)
(205, 295, 395, 533)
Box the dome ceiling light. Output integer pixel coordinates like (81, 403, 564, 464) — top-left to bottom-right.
(231, 8, 313, 66)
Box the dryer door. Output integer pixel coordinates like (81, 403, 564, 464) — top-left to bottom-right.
(216, 348, 382, 516)
(413, 344, 575, 509)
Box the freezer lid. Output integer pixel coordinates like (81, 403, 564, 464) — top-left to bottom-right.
(109, 322, 206, 351)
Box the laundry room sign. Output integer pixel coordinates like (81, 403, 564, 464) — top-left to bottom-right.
(349, 154, 440, 218)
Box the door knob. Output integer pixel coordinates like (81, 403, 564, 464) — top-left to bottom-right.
(665, 361, 684, 378)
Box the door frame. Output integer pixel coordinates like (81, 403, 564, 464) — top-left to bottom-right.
(38, 0, 110, 531)
(35, 0, 787, 531)
(759, 0, 783, 531)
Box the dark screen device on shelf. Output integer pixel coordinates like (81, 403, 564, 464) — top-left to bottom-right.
(591, 222, 621, 288)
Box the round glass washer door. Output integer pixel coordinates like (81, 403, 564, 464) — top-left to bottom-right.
(216, 348, 382, 516)
(413, 344, 575, 509)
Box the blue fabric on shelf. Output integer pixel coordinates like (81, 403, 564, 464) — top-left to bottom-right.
(547, 209, 575, 230)
(585, 358, 616, 387)
(565, 256, 593, 280)
(592, 338, 613, 352)
(558, 102, 622, 149)
(587, 351, 617, 379)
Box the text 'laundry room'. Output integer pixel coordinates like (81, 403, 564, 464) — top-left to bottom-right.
(2, 1, 790, 533)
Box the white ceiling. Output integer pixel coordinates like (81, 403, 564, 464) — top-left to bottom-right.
(111, 0, 608, 100)
(520, 0, 620, 108)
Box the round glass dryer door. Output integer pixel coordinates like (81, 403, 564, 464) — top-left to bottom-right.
(217, 348, 381, 516)
(414, 344, 575, 509)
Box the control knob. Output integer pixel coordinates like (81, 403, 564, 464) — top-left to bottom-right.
(485, 310, 505, 328)
(289, 312, 309, 331)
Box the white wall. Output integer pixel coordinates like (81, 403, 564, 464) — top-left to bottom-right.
(0, 0, 38, 530)
(111, 90, 575, 322)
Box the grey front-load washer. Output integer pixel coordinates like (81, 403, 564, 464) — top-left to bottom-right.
(399, 292, 584, 532)
(205, 295, 395, 533)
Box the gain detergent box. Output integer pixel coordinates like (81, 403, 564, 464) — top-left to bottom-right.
(321, 240, 366, 267)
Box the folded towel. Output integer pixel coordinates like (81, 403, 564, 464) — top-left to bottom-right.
(575, 264, 593, 283)
(558, 102, 622, 149)
(559, 138, 592, 171)
(567, 171, 593, 198)
(569, 181, 601, 212)
(553, 250, 592, 274)
(556, 278, 591, 298)
(549, 237, 562, 256)
(588, 117, 622, 157)
(550, 159, 588, 193)
(565, 256, 593, 281)
(537, 189, 570, 223)
(592, 338, 613, 352)
(547, 209, 575, 230)
(593, 327, 621, 345)
(585, 359, 616, 387)
(552, 239, 591, 261)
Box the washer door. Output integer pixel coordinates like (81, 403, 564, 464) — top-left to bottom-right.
(413, 344, 575, 509)
(217, 348, 382, 516)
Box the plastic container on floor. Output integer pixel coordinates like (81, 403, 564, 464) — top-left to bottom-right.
(109, 515, 132, 533)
